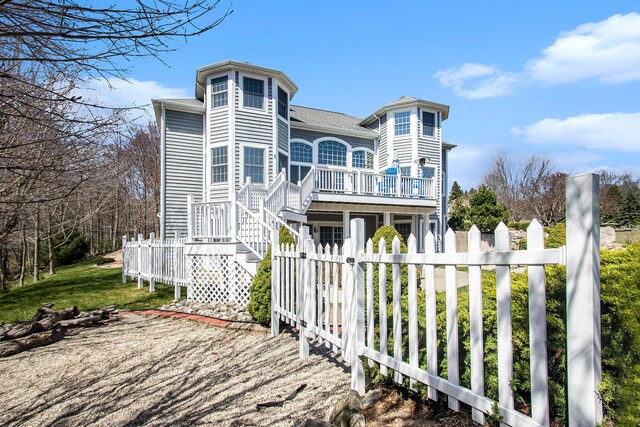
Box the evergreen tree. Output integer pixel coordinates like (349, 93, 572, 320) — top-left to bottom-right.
(467, 185, 510, 232)
(449, 181, 464, 205)
(617, 189, 640, 227)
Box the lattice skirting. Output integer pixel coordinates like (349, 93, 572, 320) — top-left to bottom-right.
(187, 254, 252, 305)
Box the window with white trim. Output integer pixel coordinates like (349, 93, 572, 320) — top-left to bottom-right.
(400, 166, 412, 176)
(320, 226, 343, 247)
(352, 150, 374, 169)
(394, 111, 410, 136)
(211, 76, 228, 108)
(394, 223, 411, 243)
(422, 111, 436, 137)
(243, 77, 264, 109)
(290, 141, 312, 183)
(422, 165, 436, 179)
(211, 146, 228, 183)
(243, 147, 265, 184)
(318, 140, 347, 166)
(277, 86, 288, 119)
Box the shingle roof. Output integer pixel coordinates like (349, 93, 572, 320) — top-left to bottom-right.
(290, 105, 378, 136)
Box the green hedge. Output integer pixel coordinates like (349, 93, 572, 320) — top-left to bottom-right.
(246, 227, 296, 324)
(369, 244, 640, 424)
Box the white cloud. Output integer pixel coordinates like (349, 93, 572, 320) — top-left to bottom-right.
(527, 13, 640, 84)
(74, 77, 190, 123)
(433, 63, 520, 99)
(435, 13, 640, 97)
(511, 112, 640, 152)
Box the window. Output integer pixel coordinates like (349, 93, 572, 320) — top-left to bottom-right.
(211, 146, 228, 183)
(394, 223, 412, 243)
(422, 166, 435, 179)
(277, 86, 288, 119)
(243, 147, 265, 184)
(243, 77, 264, 109)
(395, 111, 410, 136)
(320, 226, 343, 247)
(318, 140, 347, 166)
(352, 150, 374, 169)
(290, 141, 312, 183)
(278, 152, 288, 174)
(400, 166, 412, 176)
(422, 111, 436, 137)
(211, 76, 228, 108)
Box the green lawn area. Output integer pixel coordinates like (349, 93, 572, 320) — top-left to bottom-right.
(618, 229, 640, 243)
(0, 259, 175, 324)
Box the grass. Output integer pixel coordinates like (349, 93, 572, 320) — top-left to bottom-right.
(0, 258, 175, 324)
(618, 229, 640, 244)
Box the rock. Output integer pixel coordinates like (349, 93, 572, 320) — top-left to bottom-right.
(601, 226, 616, 245)
(362, 388, 384, 407)
(327, 390, 363, 427)
(349, 413, 365, 427)
(296, 419, 332, 427)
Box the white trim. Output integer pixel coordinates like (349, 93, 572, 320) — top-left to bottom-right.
(313, 136, 352, 168)
(207, 72, 232, 111)
(239, 72, 269, 114)
(228, 73, 236, 194)
(240, 142, 268, 186)
(410, 107, 419, 176)
(351, 148, 375, 170)
(209, 144, 230, 186)
(160, 107, 166, 239)
(276, 83, 290, 121)
(393, 110, 411, 137)
(419, 108, 438, 140)
(272, 79, 279, 183)
(289, 139, 313, 182)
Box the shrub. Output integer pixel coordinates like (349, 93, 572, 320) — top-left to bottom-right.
(55, 233, 90, 266)
(545, 222, 565, 248)
(94, 257, 115, 265)
(508, 221, 530, 231)
(247, 227, 296, 324)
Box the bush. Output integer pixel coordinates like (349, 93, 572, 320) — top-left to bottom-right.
(55, 233, 90, 266)
(247, 227, 296, 324)
(545, 222, 565, 248)
(94, 257, 115, 265)
(508, 221, 530, 231)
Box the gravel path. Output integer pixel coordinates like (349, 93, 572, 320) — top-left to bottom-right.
(0, 315, 350, 426)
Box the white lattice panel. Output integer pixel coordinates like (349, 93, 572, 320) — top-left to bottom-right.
(187, 254, 251, 305)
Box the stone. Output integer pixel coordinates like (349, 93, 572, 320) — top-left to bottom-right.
(362, 388, 384, 407)
(327, 390, 363, 427)
(349, 413, 365, 427)
(601, 226, 616, 245)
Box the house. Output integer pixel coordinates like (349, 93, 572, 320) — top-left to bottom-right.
(151, 60, 454, 287)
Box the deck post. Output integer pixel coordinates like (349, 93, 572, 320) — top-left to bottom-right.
(137, 234, 143, 289)
(121, 235, 127, 283)
(148, 232, 155, 293)
(229, 192, 237, 241)
(343, 211, 350, 240)
(566, 173, 602, 426)
(350, 218, 366, 394)
(173, 231, 181, 300)
(186, 194, 194, 241)
(271, 228, 280, 337)
(246, 176, 252, 210)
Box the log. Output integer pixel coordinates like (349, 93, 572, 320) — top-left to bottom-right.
(0, 324, 65, 357)
(2, 305, 79, 341)
(58, 315, 103, 327)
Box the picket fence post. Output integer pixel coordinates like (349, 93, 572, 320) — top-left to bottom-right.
(186, 194, 194, 241)
(173, 231, 181, 300)
(137, 234, 143, 289)
(149, 232, 155, 293)
(566, 173, 602, 426)
(298, 226, 310, 358)
(271, 228, 280, 337)
(350, 218, 365, 394)
(121, 235, 127, 284)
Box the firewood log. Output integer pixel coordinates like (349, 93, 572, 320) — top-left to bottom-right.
(0, 324, 65, 357)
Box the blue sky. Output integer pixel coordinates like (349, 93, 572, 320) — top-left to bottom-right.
(94, 0, 640, 189)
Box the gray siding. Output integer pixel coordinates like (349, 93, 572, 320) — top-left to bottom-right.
(394, 137, 412, 165)
(277, 119, 289, 152)
(163, 109, 203, 238)
(290, 128, 375, 150)
(368, 114, 388, 170)
(209, 107, 228, 145)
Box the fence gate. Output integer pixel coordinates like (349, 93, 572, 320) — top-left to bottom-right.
(271, 174, 602, 427)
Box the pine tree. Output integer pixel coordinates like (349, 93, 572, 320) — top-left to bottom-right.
(617, 189, 640, 227)
(449, 181, 464, 205)
(467, 185, 510, 232)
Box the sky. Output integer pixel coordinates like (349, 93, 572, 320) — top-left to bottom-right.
(92, 0, 640, 189)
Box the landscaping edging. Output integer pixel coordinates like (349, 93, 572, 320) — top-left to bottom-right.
(121, 309, 269, 333)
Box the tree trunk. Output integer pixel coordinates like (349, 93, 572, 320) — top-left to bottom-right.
(0, 245, 6, 293)
(47, 211, 55, 275)
(20, 222, 26, 287)
(33, 204, 40, 283)
(0, 324, 65, 358)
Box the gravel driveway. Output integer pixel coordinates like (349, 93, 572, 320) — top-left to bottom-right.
(0, 315, 350, 426)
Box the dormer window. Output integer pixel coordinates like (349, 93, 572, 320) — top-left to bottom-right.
(277, 86, 288, 119)
(422, 111, 436, 137)
(394, 111, 410, 136)
(211, 76, 228, 108)
(243, 77, 264, 109)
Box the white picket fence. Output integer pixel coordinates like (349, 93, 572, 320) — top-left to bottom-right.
(122, 231, 188, 300)
(272, 174, 602, 427)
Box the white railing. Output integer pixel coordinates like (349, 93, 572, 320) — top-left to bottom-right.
(299, 166, 315, 211)
(122, 232, 188, 300)
(189, 200, 232, 241)
(312, 167, 435, 199)
(236, 202, 273, 259)
(263, 208, 301, 243)
(272, 174, 603, 427)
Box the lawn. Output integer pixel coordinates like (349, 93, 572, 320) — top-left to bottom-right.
(617, 229, 640, 244)
(0, 259, 175, 324)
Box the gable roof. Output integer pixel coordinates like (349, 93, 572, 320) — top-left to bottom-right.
(290, 105, 378, 138)
(360, 96, 450, 125)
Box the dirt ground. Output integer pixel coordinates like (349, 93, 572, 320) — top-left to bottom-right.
(0, 315, 350, 427)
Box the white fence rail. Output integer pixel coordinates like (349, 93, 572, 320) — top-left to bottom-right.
(122, 231, 188, 300)
(272, 174, 602, 427)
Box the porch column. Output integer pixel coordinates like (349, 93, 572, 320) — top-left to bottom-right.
(343, 211, 350, 239)
(383, 212, 392, 226)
